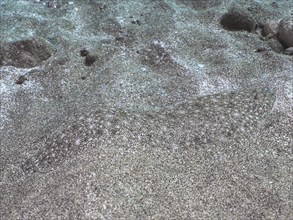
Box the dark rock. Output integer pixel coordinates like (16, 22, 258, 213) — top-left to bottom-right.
(271, 2, 279, 9)
(46, 0, 57, 8)
(220, 7, 257, 32)
(46, 0, 53, 8)
(130, 19, 141, 25)
(84, 55, 97, 66)
(0, 38, 51, 68)
(80, 49, 89, 57)
(15, 75, 27, 85)
(255, 47, 268, 53)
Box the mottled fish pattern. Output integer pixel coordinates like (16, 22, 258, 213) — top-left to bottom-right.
(21, 88, 275, 174)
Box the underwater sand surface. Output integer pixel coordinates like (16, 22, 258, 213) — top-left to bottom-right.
(0, 0, 292, 219)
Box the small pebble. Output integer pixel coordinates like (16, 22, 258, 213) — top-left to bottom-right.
(15, 75, 27, 85)
(80, 49, 89, 57)
(255, 47, 268, 52)
(85, 55, 97, 66)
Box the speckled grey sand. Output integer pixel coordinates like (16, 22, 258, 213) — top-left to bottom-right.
(3, 88, 287, 219)
(1, 0, 293, 219)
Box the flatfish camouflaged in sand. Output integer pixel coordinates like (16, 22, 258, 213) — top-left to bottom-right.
(21, 88, 275, 174)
